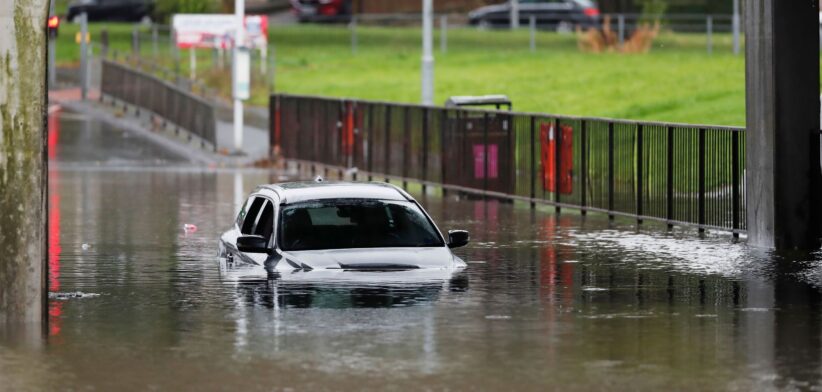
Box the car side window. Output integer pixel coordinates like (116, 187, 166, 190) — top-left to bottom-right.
(252, 201, 275, 244)
(240, 197, 266, 235)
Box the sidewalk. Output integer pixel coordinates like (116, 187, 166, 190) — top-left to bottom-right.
(49, 88, 270, 167)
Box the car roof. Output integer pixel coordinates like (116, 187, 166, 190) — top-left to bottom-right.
(258, 181, 413, 204)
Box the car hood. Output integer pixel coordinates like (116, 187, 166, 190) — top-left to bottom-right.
(278, 247, 464, 270)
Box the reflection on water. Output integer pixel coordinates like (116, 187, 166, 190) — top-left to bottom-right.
(3, 110, 822, 389)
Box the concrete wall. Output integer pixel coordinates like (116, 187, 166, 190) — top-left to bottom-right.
(0, 0, 49, 324)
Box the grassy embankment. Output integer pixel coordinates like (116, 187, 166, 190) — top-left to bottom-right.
(56, 22, 746, 126)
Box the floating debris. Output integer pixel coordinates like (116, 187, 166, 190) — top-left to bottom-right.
(49, 292, 101, 300)
(81, 243, 91, 251)
(183, 224, 198, 234)
(485, 315, 512, 320)
(582, 287, 609, 292)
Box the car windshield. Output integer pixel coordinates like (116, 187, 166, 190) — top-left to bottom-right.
(279, 199, 445, 251)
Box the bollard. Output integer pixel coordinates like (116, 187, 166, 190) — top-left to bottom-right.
(440, 15, 447, 53)
(529, 16, 536, 52)
(350, 16, 358, 55)
(706, 15, 713, 55)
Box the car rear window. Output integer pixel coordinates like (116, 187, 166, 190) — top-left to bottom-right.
(279, 199, 445, 251)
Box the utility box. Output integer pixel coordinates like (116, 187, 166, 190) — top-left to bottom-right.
(443, 95, 515, 194)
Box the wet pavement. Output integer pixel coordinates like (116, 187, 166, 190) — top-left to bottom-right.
(3, 109, 822, 390)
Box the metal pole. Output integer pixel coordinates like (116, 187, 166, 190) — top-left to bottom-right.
(618, 14, 625, 48)
(48, 0, 56, 87)
(80, 12, 88, 100)
(421, 0, 434, 105)
(350, 16, 358, 55)
(152, 24, 158, 58)
(706, 15, 713, 55)
(270, 46, 276, 93)
(233, 0, 246, 151)
(732, 0, 740, 55)
(529, 16, 536, 52)
(190, 48, 196, 80)
(510, 0, 519, 29)
(440, 15, 447, 53)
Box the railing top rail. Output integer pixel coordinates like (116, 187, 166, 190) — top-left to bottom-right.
(273, 92, 745, 132)
(103, 59, 216, 108)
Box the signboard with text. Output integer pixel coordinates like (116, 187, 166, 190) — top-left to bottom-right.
(172, 14, 268, 50)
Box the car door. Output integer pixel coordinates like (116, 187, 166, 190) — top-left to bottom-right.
(524, 0, 571, 29)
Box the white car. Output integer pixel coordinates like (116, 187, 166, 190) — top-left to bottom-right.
(219, 180, 469, 271)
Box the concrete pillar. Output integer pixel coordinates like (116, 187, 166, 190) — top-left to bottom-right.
(0, 0, 49, 324)
(745, 0, 821, 249)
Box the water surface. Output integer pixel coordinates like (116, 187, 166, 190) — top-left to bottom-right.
(3, 110, 822, 391)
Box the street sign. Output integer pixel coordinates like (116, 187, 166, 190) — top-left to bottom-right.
(172, 14, 268, 50)
(233, 47, 251, 100)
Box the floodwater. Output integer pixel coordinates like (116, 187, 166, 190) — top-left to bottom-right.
(3, 109, 822, 391)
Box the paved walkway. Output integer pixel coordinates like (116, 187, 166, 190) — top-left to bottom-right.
(49, 88, 270, 167)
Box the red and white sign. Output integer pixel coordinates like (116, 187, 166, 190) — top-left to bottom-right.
(172, 14, 268, 49)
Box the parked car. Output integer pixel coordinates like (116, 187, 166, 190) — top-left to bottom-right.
(66, 0, 154, 23)
(290, 0, 352, 23)
(219, 180, 470, 270)
(469, 0, 600, 31)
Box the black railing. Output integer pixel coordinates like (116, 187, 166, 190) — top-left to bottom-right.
(100, 59, 217, 149)
(271, 93, 746, 234)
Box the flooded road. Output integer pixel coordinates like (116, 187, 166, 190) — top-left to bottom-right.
(3, 110, 822, 390)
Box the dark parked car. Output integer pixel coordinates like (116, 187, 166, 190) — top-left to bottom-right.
(290, 0, 352, 23)
(469, 0, 600, 31)
(219, 181, 469, 271)
(67, 0, 154, 23)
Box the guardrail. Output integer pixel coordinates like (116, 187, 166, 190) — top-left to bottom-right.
(271, 93, 747, 234)
(100, 59, 217, 150)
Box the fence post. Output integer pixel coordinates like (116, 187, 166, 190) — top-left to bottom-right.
(580, 119, 587, 215)
(484, 113, 490, 194)
(440, 15, 447, 53)
(132, 26, 140, 57)
(706, 15, 713, 55)
(529, 116, 537, 209)
(350, 16, 358, 55)
(636, 124, 642, 223)
(529, 16, 536, 53)
(152, 24, 158, 58)
(732, 131, 740, 237)
(554, 117, 561, 211)
(384, 105, 391, 182)
(608, 121, 614, 218)
(403, 106, 410, 189)
(441, 109, 448, 196)
(422, 108, 430, 193)
(667, 126, 674, 229)
(698, 128, 706, 232)
(618, 14, 625, 48)
(367, 104, 373, 181)
(732, 0, 740, 55)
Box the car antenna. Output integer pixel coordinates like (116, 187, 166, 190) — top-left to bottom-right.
(314, 175, 324, 183)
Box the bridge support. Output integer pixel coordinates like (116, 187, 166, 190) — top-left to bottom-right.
(745, 0, 821, 249)
(0, 0, 49, 324)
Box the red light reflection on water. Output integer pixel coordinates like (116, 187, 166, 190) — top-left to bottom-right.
(48, 107, 63, 339)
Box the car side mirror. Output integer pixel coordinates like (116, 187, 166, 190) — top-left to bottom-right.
(237, 235, 272, 254)
(448, 230, 470, 249)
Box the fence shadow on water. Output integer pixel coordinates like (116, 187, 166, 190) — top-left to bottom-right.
(273, 93, 746, 234)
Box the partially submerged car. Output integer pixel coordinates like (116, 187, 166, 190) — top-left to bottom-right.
(219, 181, 469, 271)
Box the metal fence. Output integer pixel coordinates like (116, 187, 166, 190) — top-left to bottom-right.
(272, 93, 746, 234)
(101, 59, 217, 149)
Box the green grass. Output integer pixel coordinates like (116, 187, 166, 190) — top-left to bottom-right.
(56, 23, 747, 126)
